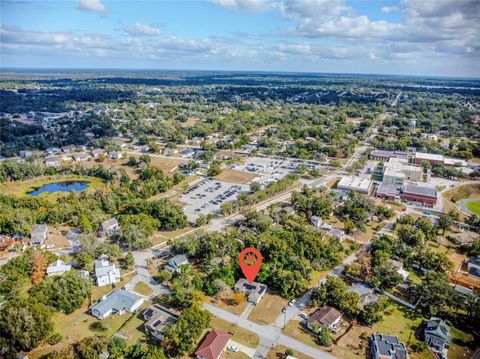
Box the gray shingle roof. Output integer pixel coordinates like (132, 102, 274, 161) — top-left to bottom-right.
(91, 289, 142, 318)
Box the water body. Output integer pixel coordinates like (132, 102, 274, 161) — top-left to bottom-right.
(28, 181, 90, 196)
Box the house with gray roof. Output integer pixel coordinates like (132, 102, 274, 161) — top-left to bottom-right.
(30, 224, 48, 248)
(370, 333, 408, 359)
(143, 304, 179, 340)
(424, 317, 450, 353)
(348, 282, 380, 308)
(91, 289, 144, 319)
(99, 218, 119, 236)
(95, 258, 121, 286)
(46, 259, 71, 276)
(164, 254, 189, 273)
(468, 258, 480, 280)
(234, 278, 267, 304)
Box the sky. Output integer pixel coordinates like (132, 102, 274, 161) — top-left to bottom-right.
(1, 0, 479, 77)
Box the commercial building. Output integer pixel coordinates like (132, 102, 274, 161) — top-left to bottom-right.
(381, 158, 422, 188)
(337, 176, 373, 195)
(370, 150, 408, 162)
(402, 183, 437, 207)
(414, 152, 444, 166)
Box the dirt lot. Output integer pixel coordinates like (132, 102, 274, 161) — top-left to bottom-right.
(44, 226, 72, 249)
(248, 293, 289, 325)
(214, 169, 257, 184)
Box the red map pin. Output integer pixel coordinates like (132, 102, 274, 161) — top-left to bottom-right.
(239, 247, 262, 283)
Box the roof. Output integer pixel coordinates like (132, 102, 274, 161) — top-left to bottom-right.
(415, 152, 444, 162)
(46, 260, 71, 274)
(469, 266, 480, 278)
(337, 176, 372, 191)
(309, 306, 342, 326)
(403, 183, 437, 198)
(91, 289, 143, 318)
(377, 183, 401, 196)
(101, 218, 118, 229)
(94, 259, 118, 277)
(371, 333, 408, 359)
(195, 329, 232, 359)
(165, 254, 188, 272)
(144, 304, 179, 334)
(31, 224, 47, 244)
(234, 278, 267, 302)
(444, 157, 468, 166)
(425, 317, 450, 342)
(468, 257, 480, 266)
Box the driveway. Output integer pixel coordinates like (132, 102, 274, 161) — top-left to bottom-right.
(228, 340, 256, 358)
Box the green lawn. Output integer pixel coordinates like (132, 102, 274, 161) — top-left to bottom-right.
(465, 199, 480, 215)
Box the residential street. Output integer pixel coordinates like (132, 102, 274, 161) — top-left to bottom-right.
(203, 303, 336, 359)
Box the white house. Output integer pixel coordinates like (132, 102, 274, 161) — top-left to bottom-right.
(94, 258, 121, 287)
(46, 259, 71, 276)
(307, 306, 343, 333)
(310, 215, 323, 227)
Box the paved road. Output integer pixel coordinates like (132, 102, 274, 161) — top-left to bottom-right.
(204, 303, 335, 359)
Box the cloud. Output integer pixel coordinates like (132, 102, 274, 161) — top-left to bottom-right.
(208, 0, 276, 12)
(76, 0, 107, 14)
(123, 23, 161, 37)
(381, 6, 398, 13)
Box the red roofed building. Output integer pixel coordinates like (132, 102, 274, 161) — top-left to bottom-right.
(195, 329, 232, 359)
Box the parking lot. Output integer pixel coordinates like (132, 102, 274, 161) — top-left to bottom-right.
(180, 178, 249, 222)
(232, 156, 323, 187)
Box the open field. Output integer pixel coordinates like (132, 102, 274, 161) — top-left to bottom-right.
(208, 291, 250, 316)
(210, 316, 260, 348)
(72, 157, 140, 179)
(267, 344, 313, 359)
(282, 319, 321, 349)
(215, 168, 257, 184)
(117, 308, 149, 346)
(248, 293, 289, 325)
(44, 226, 72, 249)
(443, 183, 480, 217)
(464, 199, 480, 215)
(0, 175, 104, 198)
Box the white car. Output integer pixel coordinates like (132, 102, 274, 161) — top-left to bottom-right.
(228, 345, 239, 352)
(288, 299, 297, 306)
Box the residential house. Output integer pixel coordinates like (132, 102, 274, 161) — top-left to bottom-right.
(424, 317, 450, 353)
(91, 149, 103, 158)
(307, 306, 343, 333)
(143, 304, 179, 340)
(195, 329, 232, 359)
(388, 259, 409, 281)
(163, 147, 178, 156)
(44, 156, 62, 167)
(91, 289, 143, 319)
(234, 278, 267, 304)
(99, 218, 119, 236)
(31, 224, 48, 248)
(327, 227, 346, 242)
(348, 283, 380, 308)
(94, 258, 121, 286)
(46, 259, 71, 276)
(107, 151, 123, 160)
(19, 150, 33, 158)
(164, 254, 189, 273)
(73, 152, 91, 162)
(310, 215, 323, 228)
(370, 333, 408, 359)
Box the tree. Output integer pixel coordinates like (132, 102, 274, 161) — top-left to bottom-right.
(416, 272, 458, 316)
(344, 220, 355, 234)
(162, 306, 211, 356)
(108, 337, 127, 359)
(317, 327, 332, 346)
(29, 251, 49, 285)
(29, 271, 92, 314)
(125, 252, 135, 268)
(155, 269, 172, 284)
(437, 214, 453, 235)
(76, 252, 94, 271)
(0, 298, 53, 355)
(207, 161, 222, 177)
(75, 336, 107, 359)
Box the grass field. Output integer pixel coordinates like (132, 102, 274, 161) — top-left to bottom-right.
(465, 199, 480, 215)
(0, 175, 104, 199)
(214, 169, 257, 184)
(210, 316, 260, 348)
(248, 293, 289, 325)
(443, 183, 480, 217)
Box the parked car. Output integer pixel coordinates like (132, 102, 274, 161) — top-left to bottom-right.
(299, 312, 309, 320)
(228, 345, 238, 352)
(288, 299, 296, 306)
(282, 307, 288, 313)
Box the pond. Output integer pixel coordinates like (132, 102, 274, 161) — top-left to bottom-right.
(28, 181, 90, 196)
